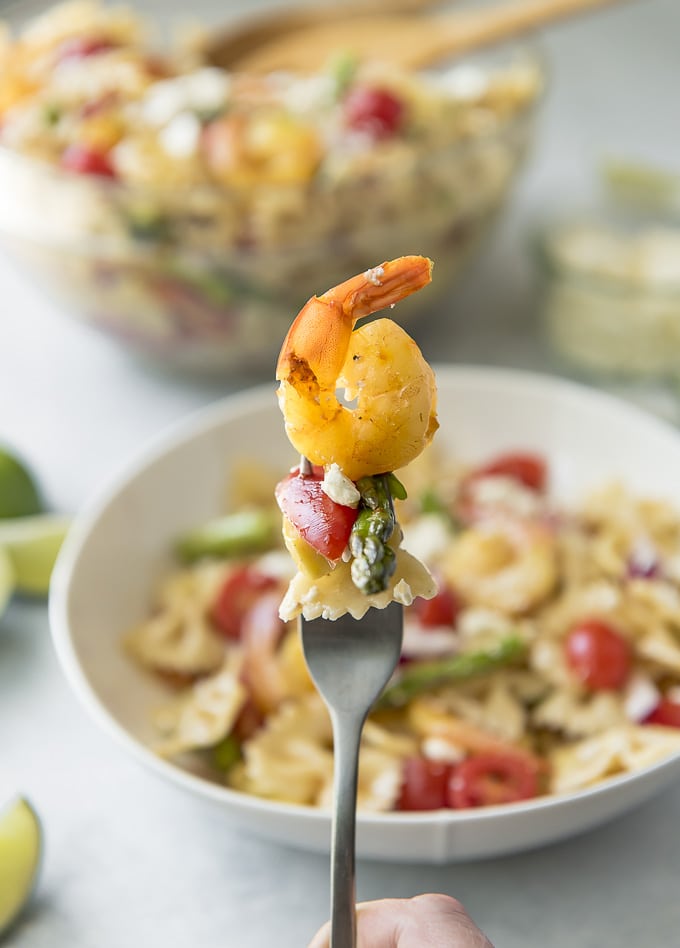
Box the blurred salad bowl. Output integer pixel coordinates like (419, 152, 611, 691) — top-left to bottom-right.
(0, 1, 544, 375)
(50, 366, 680, 863)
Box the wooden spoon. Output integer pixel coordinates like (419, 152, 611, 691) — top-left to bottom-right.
(226, 0, 633, 74)
(205, 0, 448, 71)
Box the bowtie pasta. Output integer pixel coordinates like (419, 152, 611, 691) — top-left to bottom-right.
(124, 445, 680, 811)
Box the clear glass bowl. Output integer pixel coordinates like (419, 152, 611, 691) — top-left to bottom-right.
(0, 41, 545, 376)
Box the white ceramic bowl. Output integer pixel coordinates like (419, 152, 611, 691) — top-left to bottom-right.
(50, 366, 680, 863)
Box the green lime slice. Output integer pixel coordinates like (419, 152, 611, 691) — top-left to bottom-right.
(0, 546, 15, 617)
(0, 449, 43, 520)
(0, 797, 42, 937)
(0, 515, 71, 596)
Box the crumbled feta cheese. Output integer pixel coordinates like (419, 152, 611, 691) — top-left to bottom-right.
(401, 513, 451, 564)
(624, 673, 660, 722)
(142, 68, 231, 125)
(369, 769, 404, 810)
(422, 737, 465, 763)
(468, 475, 544, 517)
(578, 581, 622, 614)
(628, 535, 658, 575)
(281, 75, 336, 114)
(321, 463, 360, 507)
(159, 111, 201, 158)
(363, 265, 385, 286)
(433, 64, 488, 100)
(402, 618, 459, 658)
(457, 607, 513, 642)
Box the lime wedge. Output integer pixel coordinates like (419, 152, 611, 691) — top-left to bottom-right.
(0, 449, 43, 520)
(0, 515, 71, 596)
(0, 797, 42, 936)
(0, 546, 15, 617)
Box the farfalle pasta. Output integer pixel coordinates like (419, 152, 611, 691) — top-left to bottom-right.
(123, 438, 680, 811)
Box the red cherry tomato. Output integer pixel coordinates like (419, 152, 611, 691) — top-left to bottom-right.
(565, 619, 632, 691)
(447, 752, 540, 808)
(344, 86, 404, 139)
(412, 583, 462, 628)
(57, 36, 117, 62)
(275, 466, 358, 562)
(61, 144, 116, 178)
(644, 697, 680, 728)
(397, 757, 452, 811)
(210, 565, 278, 640)
(470, 452, 548, 492)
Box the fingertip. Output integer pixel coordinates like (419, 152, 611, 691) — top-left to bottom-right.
(306, 920, 330, 948)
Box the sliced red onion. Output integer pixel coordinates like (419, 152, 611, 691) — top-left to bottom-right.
(627, 537, 660, 579)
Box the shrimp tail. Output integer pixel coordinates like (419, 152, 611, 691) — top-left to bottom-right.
(331, 255, 434, 321)
(276, 255, 433, 389)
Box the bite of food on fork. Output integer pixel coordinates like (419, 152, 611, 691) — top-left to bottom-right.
(274, 255, 439, 623)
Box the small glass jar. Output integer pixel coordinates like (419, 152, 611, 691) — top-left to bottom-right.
(537, 211, 680, 381)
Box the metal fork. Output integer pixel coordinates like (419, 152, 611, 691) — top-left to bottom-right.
(300, 601, 404, 948)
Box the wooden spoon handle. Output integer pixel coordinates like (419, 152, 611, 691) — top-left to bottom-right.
(236, 0, 631, 74)
(206, 0, 450, 70)
(417, 0, 632, 68)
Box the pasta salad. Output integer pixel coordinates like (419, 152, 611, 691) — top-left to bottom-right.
(124, 445, 680, 812)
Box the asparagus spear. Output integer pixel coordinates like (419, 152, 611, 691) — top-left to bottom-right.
(176, 508, 279, 563)
(211, 734, 241, 772)
(349, 474, 399, 595)
(378, 634, 526, 708)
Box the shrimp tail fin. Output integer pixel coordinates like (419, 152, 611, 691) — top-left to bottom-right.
(340, 255, 434, 320)
(276, 255, 434, 388)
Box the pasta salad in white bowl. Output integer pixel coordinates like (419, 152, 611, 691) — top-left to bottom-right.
(50, 365, 680, 863)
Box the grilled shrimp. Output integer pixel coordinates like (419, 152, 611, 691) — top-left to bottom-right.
(276, 256, 438, 481)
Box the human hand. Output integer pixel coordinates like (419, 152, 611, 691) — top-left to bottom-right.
(307, 893, 494, 947)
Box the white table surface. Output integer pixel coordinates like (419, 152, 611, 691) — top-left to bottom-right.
(2, 1, 680, 945)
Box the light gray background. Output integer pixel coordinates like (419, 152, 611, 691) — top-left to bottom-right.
(2, 1, 680, 945)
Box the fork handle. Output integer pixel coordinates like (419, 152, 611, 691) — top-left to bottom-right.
(328, 708, 366, 948)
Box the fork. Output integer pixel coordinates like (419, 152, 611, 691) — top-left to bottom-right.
(300, 601, 404, 948)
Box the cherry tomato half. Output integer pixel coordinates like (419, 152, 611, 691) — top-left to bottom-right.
(447, 752, 540, 808)
(210, 565, 278, 640)
(470, 452, 548, 492)
(565, 618, 632, 691)
(275, 466, 358, 562)
(344, 86, 404, 139)
(61, 144, 116, 178)
(397, 757, 452, 811)
(412, 583, 462, 629)
(644, 697, 680, 728)
(56, 36, 117, 62)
